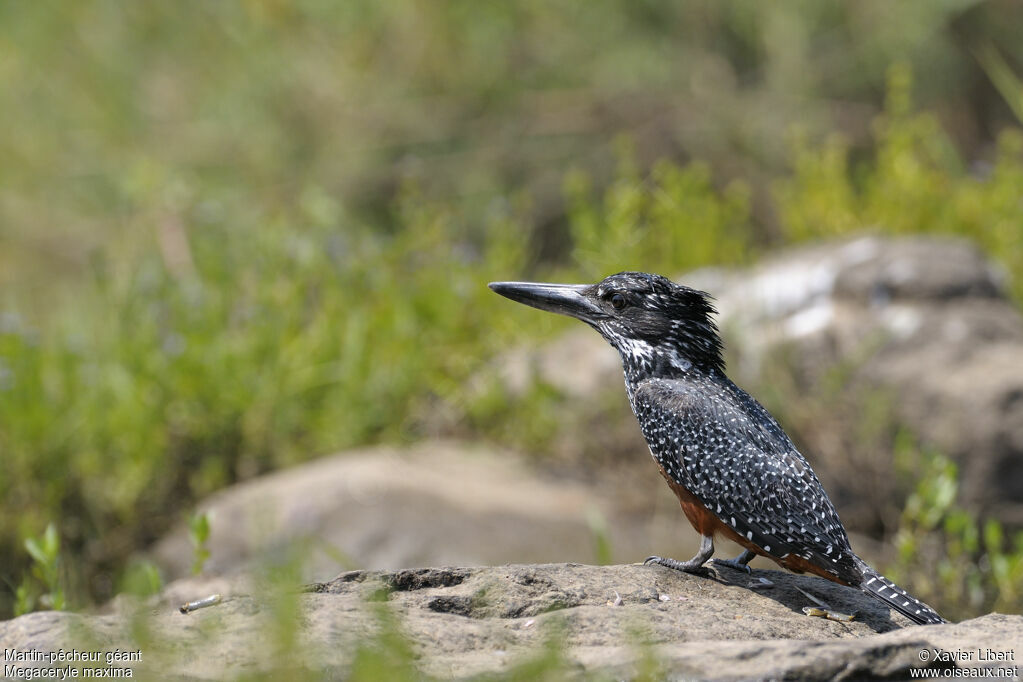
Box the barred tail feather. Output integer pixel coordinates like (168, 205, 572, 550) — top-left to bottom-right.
(859, 568, 947, 625)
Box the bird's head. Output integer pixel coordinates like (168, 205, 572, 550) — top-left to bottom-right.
(489, 272, 724, 380)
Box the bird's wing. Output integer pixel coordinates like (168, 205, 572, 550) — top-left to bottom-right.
(634, 377, 860, 581)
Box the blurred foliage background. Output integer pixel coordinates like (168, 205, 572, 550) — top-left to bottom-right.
(2, 0, 1023, 620)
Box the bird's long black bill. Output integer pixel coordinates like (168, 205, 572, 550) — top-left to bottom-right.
(488, 281, 603, 322)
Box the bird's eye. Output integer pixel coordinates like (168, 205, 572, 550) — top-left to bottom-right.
(610, 293, 627, 310)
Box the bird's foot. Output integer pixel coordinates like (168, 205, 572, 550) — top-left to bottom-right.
(644, 555, 707, 573)
(712, 557, 752, 574)
(712, 550, 755, 574)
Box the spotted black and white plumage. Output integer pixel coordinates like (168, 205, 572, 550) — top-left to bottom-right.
(632, 375, 859, 578)
(490, 271, 946, 625)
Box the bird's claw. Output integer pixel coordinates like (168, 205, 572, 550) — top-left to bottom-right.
(644, 555, 705, 573)
(712, 557, 753, 574)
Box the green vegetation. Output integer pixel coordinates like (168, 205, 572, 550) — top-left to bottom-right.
(889, 438, 1023, 622)
(586, 508, 615, 566)
(564, 149, 753, 280)
(777, 63, 1023, 302)
(118, 559, 163, 600)
(2, 0, 1023, 628)
(15, 523, 66, 615)
(189, 512, 212, 576)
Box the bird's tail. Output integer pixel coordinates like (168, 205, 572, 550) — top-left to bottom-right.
(858, 563, 947, 625)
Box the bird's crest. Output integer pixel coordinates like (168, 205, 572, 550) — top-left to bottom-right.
(593, 272, 725, 378)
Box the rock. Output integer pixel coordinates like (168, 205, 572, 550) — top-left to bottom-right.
(694, 235, 1023, 529)
(1, 563, 1018, 680)
(150, 440, 704, 582)
(492, 235, 1023, 529)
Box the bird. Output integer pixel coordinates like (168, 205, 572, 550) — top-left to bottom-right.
(489, 271, 947, 625)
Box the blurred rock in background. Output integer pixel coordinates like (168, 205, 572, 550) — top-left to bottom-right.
(151, 441, 690, 582)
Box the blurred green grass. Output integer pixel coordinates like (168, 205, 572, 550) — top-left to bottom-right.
(2, 0, 1023, 617)
(4, 0, 1022, 296)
